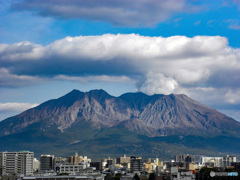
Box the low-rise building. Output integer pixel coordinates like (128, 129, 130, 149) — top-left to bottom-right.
(55, 164, 94, 175)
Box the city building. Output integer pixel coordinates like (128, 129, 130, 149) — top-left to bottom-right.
(130, 156, 143, 173)
(54, 157, 68, 165)
(223, 155, 236, 167)
(90, 162, 102, 171)
(0, 151, 34, 176)
(55, 164, 94, 175)
(116, 154, 130, 164)
(174, 154, 195, 163)
(40, 155, 54, 171)
(67, 153, 91, 166)
(201, 156, 223, 167)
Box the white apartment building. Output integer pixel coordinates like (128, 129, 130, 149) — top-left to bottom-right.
(223, 155, 237, 167)
(0, 151, 34, 176)
(201, 156, 223, 167)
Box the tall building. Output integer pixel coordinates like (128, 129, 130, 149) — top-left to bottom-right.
(174, 154, 195, 163)
(130, 156, 143, 172)
(0, 151, 34, 176)
(67, 153, 91, 166)
(67, 153, 82, 165)
(223, 155, 236, 167)
(40, 155, 54, 171)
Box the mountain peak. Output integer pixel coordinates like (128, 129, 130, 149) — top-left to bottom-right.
(1, 89, 240, 158)
(1, 89, 240, 138)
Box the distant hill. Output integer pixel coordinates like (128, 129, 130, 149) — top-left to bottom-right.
(1, 89, 240, 159)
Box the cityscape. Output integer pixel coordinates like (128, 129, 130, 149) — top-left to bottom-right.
(0, 151, 239, 180)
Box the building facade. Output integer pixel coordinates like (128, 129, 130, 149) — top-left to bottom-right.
(0, 151, 34, 176)
(130, 157, 143, 172)
(174, 154, 195, 163)
(223, 155, 236, 167)
(40, 155, 54, 171)
(201, 156, 223, 167)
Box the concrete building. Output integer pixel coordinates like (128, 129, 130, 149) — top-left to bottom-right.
(144, 162, 155, 173)
(40, 155, 54, 171)
(116, 155, 130, 164)
(130, 156, 143, 173)
(90, 162, 102, 171)
(170, 167, 195, 180)
(0, 151, 34, 176)
(174, 154, 195, 163)
(54, 157, 68, 165)
(223, 155, 236, 167)
(55, 164, 92, 175)
(67, 153, 91, 166)
(201, 156, 223, 167)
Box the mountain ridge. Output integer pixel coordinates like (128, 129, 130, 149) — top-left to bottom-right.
(1, 89, 240, 137)
(1, 89, 240, 159)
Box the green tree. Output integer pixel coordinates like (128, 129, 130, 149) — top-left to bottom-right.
(115, 173, 122, 180)
(59, 172, 69, 176)
(133, 173, 140, 180)
(105, 174, 114, 180)
(148, 173, 156, 180)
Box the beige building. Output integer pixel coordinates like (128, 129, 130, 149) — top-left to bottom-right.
(67, 153, 91, 165)
(119, 155, 130, 164)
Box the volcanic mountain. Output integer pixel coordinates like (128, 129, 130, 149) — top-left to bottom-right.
(1, 89, 240, 159)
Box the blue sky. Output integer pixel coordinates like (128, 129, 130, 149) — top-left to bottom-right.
(0, 0, 240, 121)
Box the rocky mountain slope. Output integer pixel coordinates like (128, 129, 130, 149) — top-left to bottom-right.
(1, 89, 240, 137)
(1, 89, 240, 159)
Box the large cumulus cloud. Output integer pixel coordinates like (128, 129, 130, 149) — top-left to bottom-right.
(11, 0, 199, 27)
(0, 34, 240, 108)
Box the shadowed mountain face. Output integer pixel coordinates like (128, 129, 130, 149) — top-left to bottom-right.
(1, 89, 240, 158)
(1, 89, 240, 137)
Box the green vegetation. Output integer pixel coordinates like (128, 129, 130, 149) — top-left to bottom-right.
(59, 172, 69, 176)
(133, 174, 140, 180)
(1, 122, 240, 160)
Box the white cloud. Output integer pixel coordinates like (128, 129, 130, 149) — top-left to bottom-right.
(225, 89, 240, 104)
(0, 102, 39, 112)
(0, 34, 240, 107)
(54, 75, 135, 83)
(0, 41, 44, 61)
(0, 68, 41, 87)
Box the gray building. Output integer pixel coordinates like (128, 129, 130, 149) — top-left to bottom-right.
(0, 151, 34, 176)
(40, 155, 54, 171)
(223, 155, 236, 167)
(130, 156, 143, 172)
(55, 164, 94, 175)
(174, 154, 195, 163)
